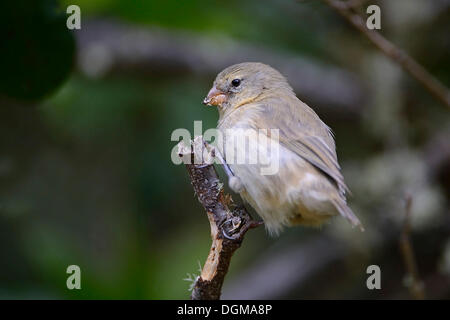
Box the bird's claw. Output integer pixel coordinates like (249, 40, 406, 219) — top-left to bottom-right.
(221, 217, 264, 240)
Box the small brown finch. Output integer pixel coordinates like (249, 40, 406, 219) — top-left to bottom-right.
(203, 62, 363, 235)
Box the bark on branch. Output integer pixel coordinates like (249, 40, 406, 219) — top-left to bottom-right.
(177, 137, 259, 300)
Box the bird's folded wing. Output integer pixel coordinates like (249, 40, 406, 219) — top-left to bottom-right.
(251, 101, 349, 196)
(279, 135, 349, 195)
(256, 111, 349, 196)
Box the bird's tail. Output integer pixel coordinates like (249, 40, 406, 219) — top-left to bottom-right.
(332, 198, 364, 231)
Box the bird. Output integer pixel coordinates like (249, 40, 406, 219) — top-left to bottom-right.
(203, 62, 363, 235)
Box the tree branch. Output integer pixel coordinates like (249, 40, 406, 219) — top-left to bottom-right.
(321, 0, 450, 109)
(177, 137, 260, 300)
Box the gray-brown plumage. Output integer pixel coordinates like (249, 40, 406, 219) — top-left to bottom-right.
(203, 62, 363, 235)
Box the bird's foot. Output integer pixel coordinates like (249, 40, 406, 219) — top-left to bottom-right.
(221, 214, 264, 241)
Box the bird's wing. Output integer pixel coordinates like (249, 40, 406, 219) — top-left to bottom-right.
(254, 100, 349, 196)
(279, 135, 349, 195)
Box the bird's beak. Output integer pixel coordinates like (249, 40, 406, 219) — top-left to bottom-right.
(203, 86, 227, 107)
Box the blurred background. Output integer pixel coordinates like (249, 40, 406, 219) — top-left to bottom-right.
(0, 0, 449, 299)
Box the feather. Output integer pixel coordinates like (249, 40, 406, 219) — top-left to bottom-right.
(253, 99, 350, 197)
(331, 198, 364, 231)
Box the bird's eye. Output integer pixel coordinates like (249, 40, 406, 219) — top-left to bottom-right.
(231, 79, 241, 87)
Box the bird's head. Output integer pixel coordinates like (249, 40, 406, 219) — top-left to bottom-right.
(203, 62, 293, 116)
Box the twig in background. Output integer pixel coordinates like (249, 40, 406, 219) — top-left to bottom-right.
(399, 194, 426, 300)
(178, 137, 261, 300)
(321, 0, 450, 109)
